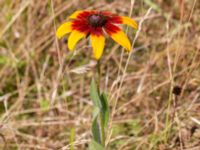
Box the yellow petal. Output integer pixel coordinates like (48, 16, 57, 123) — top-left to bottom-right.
(68, 10, 83, 19)
(68, 30, 86, 51)
(91, 34, 105, 59)
(109, 30, 131, 51)
(56, 22, 72, 39)
(121, 16, 138, 29)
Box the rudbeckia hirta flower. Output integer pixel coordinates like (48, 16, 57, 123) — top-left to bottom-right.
(56, 10, 138, 59)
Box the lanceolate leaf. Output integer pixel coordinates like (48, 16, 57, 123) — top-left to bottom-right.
(90, 79, 102, 108)
(100, 92, 109, 128)
(89, 139, 104, 150)
(92, 116, 101, 144)
(93, 107, 100, 120)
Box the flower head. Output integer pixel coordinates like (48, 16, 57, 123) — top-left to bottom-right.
(56, 10, 138, 59)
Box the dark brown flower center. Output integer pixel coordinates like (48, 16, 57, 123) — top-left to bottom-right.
(88, 14, 107, 28)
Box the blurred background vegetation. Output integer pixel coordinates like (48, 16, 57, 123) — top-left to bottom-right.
(0, 0, 200, 149)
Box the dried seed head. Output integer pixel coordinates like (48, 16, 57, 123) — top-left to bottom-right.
(173, 86, 182, 96)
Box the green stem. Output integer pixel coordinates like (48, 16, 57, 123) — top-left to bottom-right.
(97, 60, 101, 88)
(96, 60, 105, 146)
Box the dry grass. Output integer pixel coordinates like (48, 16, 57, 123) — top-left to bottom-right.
(0, 0, 200, 149)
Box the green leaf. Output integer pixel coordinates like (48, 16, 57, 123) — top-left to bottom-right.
(100, 92, 109, 128)
(92, 116, 101, 144)
(90, 79, 102, 108)
(89, 139, 104, 150)
(93, 107, 100, 120)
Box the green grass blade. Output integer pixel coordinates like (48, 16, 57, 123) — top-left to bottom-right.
(69, 128, 75, 150)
